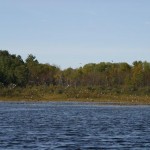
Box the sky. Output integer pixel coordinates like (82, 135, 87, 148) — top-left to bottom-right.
(0, 0, 150, 69)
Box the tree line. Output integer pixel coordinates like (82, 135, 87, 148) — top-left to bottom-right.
(1, 50, 150, 94)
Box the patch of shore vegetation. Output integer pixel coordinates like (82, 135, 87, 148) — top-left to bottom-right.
(1, 85, 150, 104)
(1, 50, 150, 104)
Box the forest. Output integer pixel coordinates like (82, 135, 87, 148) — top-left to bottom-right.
(1, 50, 150, 102)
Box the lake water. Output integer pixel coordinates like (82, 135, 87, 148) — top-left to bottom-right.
(0, 102, 150, 149)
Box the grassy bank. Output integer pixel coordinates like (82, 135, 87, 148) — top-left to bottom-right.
(0, 86, 150, 104)
(1, 95, 150, 105)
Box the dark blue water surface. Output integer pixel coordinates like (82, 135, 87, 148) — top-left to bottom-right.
(0, 102, 150, 150)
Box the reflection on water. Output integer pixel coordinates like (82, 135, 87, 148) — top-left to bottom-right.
(0, 102, 150, 149)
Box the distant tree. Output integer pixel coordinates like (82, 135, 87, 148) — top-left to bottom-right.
(0, 50, 28, 86)
(25, 54, 39, 85)
(131, 61, 144, 87)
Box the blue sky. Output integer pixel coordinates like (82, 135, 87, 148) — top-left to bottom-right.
(0, 0, 150, 69)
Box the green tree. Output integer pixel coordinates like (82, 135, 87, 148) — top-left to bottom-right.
(0, 50, 28, 86)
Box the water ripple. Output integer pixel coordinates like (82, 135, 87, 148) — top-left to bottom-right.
(0, 102, 150, 149)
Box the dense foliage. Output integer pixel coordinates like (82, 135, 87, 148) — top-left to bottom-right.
(1, 50, 150, 100)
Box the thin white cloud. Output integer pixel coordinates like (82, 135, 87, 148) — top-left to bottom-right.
(145, 21, 150, 25)
(83, 9, 97, 16)
(88, 10, 97, 16)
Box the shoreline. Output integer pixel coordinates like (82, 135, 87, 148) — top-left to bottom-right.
(0, 96, 150, 105)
